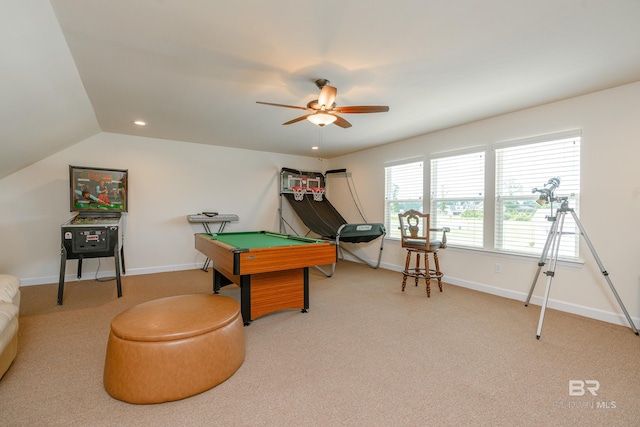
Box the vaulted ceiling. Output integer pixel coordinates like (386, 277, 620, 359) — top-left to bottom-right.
(3, 0, 640, 180)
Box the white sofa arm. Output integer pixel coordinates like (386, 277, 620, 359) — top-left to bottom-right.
(0, 275, 20, 306)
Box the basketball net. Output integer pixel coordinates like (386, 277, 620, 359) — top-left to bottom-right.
(311, 187, 325, 202)
(292, 186, 306, 202)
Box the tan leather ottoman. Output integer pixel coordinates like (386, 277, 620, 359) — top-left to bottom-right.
(103, 294, 245, 404)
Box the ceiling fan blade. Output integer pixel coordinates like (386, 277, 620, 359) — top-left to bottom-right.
(260, 79, 383, 129)
(333, 115, 352, 128)
(318, 85, 337, 109)
(256, 101, 311, 111)
(333, 105, 389, 114)
(283, 114, 312, 125)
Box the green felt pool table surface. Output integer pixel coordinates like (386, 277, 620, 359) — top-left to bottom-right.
(206, 231, 326, 250)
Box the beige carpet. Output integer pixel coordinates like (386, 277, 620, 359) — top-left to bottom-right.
(1, 262, 638, 426)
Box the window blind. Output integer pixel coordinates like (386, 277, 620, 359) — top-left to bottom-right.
(384, 160, 423, 239)
(495, 134, 581, 258)
(430, 151, 485, 248)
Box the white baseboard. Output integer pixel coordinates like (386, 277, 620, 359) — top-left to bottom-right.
(19, 263, 200, 287)
(373, 260, 639, 330)
(445, 276, 639, 330)
(19, 258, 640, 332)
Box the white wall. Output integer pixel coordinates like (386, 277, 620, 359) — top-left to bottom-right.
(329, 82, 640, 328)
(0, 133, 322, 284)
(1, 82, 639, 329)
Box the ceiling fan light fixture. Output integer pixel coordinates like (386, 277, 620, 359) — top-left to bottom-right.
(307, 112, 337, 126)
(257, 78, 387, 129)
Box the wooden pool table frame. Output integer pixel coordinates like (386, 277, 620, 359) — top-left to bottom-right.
(195, 232, 337, 325)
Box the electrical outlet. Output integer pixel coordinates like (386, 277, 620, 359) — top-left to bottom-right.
(495, 263, 502, 273)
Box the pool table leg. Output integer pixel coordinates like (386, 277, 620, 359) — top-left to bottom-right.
(302, 267, 309, 313)
(240, 275, 251, 326)
(213, 269, 232, 294)
(212, 269, 250, 325)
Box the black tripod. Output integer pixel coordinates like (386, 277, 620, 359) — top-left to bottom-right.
(525, 197, 639, 339)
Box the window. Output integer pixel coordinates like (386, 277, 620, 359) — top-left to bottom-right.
(495, 131, 581, 258)
(430, 151, 485, 248)
(384, 160, 423, 239)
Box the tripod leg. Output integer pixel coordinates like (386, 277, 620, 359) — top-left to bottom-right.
(571, 211, 639, 335)
(536, 212, 565, 339)
(536, 275, 552, 339)
(526, 216, 559, 306)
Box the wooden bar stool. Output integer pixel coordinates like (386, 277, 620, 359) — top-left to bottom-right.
(398, 210, 449, 296)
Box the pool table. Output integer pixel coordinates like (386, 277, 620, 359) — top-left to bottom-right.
(195, 231, 337, 325)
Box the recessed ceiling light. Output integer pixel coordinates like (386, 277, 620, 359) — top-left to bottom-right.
(133, 120, 146, 126)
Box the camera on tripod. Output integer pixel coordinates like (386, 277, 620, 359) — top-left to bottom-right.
(532, 177, 560, 205)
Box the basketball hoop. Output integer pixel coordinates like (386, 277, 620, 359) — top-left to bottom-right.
(311, 187, 325, 202)
(292, 186, 306, 202)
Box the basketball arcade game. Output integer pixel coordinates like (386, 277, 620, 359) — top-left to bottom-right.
(58, 166, 128, 305)
(278, 167, 386, 277)
(285, 170, 326, 203)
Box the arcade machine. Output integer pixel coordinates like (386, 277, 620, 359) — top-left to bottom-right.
(58, 165, 128, 305)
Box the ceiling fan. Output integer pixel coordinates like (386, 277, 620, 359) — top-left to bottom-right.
(256, 79, 389, 128)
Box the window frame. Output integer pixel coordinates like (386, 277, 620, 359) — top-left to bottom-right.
(383, 130, 581, 261)
(429, 148, 486, 249)
(493, 130, 581, 259)
(384, 158, 424, 240)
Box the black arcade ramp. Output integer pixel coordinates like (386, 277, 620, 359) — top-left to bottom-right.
(283, 193, 346, 238)
(283, 193, 384, 245)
